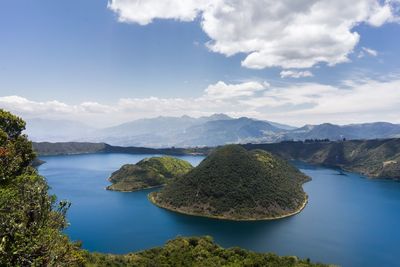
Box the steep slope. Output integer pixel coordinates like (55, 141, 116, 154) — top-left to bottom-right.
(107, 156, 193, 192)
(150, 145, 309, 220)
(244, 138, 400, 179)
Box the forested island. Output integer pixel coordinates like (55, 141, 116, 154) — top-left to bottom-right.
(107, 156, 193, 192)
(150, 145, 309, 220)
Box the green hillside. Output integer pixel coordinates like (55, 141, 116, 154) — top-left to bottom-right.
(0, 110, 85, 266)
(107, 156, 193, 192)
(86, 236, 330, 267)
(244, 139, 400, 179)
(150, 145, 309, 220)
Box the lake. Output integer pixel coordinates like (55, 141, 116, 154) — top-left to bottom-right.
(38, 153, 400, 267)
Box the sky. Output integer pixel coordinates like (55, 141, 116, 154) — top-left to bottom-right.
(0, 0, 400, 127)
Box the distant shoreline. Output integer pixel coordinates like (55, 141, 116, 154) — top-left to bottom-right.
(106, 184, 164, 193)
(148, 193, 308, 222)
(34, 139, 400, 180)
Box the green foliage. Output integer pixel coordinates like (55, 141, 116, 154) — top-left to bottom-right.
(85, 236, 331, 267)
(244, 139, 400, 179)
(0, 109, 85, 266)
(32, 142, 107, 156)
(152, 145, 309, 220)
(107, 156, 193, 192)
(0, 110, 36, 183)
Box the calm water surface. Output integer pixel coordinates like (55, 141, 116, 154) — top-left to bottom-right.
(38, 153, 400, 267)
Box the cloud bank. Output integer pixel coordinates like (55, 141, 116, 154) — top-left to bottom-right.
(2, 77, 400, 127)
(108, 0, 399, 69)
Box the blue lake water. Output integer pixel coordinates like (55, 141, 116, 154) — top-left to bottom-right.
(38, 153, 400, 267)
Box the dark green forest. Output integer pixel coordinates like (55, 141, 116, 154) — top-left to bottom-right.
(0, 109, 85, 266)
(86, 236, 331, 267)
(152, 145, 309, 220)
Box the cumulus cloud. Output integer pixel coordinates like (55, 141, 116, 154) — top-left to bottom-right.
(0, 96, 73, 114)
(107, 0, 208, 25)
(204, 81, 267, 99)
(2, 78, 400, 126)
(280, 70, 314, 79)
(108, 0, 399, 69)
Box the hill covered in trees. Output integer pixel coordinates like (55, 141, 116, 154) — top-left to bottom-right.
(86, 236, 330, 267)
(107, 156, 193, 192)
(244, 139, 400, 179)
(151, 145, 309, 220)
(0, 110, 85, 266)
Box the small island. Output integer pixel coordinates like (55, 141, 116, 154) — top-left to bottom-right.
(150, 145, 310, 221)
(107, 156, 193, 192)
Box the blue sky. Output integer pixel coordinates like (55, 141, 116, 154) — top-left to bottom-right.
(0, 0, 399, 126)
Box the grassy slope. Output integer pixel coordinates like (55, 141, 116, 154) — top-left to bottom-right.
(107, 156, 193, 192)
(151, 145, 309, 220)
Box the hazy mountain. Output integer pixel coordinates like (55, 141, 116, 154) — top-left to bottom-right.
(284, 122, 400, 141)
(89, 114, 289, 147)
(266, 121, 297, 131)
(173, 117, 284, 147)
(26, 115, 400, 147)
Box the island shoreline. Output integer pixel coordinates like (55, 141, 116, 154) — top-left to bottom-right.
(148, 193, 309, 222)
(106, 184, 165, 193)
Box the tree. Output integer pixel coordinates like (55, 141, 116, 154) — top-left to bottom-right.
(0, 109, 85, 266)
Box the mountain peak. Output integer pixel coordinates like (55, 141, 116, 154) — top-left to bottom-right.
(207, 113, 232, 121)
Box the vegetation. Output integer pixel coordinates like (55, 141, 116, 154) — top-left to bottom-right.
(244, 139, 400, 179)
(34, 138, 400, 179)
(33, 142, 210, 156)
(0, 110, 331, 266)
(0, 109, 85, 266)
(107, 156, 193, 192)
(32, 142, 108, 156)
(85, 236, 331, 267)
(151, 145, 309, 220)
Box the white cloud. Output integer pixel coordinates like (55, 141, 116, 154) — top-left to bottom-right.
(107, 0, 208, 25)
(108, 0, 399, 69)
(2, 77, 400, 126)
(367, 3, 394, 26)
(280, 70, 314, 79)
(204, 81, 267, 99)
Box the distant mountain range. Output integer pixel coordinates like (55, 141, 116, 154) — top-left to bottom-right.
(25, 114, 400, 147)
